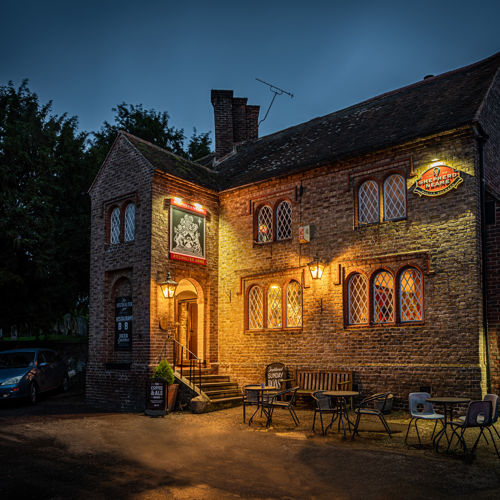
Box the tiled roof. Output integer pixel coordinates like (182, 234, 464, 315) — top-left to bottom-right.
(123, 52, 499, 193)
(123, 133, 219, 191)
(216, 51, 500, 190)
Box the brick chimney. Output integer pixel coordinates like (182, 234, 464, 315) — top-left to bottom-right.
(211, 90, 260, 159)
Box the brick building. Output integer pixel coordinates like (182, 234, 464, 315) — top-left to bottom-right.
(88, 52, 500, 411)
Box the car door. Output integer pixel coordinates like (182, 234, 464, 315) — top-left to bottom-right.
(41, 351, 58, 390)
(36, 351, 51, 392)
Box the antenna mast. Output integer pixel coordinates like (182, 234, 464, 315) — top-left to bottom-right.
(256, 78, 294, 125)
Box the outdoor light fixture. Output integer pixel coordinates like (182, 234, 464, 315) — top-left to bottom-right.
(307, 257, 325, 280)
(159, 271, 178, 299)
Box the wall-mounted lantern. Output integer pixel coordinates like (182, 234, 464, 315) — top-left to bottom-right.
(159, 271, 178, 299)
(307, 257, 325, 280)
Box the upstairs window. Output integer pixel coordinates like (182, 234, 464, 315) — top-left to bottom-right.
(358, 180, 379, 224)
(110, 207, 121, 244)
(384, 175, 406, 220)
(276, 200, 292, 240)
(257, 206, 273, 243)
(124, 203, 135, 242)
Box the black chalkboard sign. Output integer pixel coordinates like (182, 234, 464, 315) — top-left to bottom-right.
(147, 381, 168, 415)
(266, 362, 286, 390)
(115, 296, 132, 350)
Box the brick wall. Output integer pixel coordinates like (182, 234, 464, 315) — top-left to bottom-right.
(217, 129, 485, 407)
(87, 135, 154, 410)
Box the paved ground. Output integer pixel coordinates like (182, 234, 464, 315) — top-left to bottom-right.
(1, 393, 500, 499)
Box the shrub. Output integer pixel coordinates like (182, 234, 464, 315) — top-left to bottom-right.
(152, 359, 175, 385)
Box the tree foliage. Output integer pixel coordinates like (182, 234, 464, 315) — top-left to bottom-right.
(0, 84, 212, 335)
(0, 81, 91, 334)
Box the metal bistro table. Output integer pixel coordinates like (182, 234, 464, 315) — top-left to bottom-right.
(245, 385, 277, 426)
(323, 390, 359, 438)
(426, 396, 470, 451)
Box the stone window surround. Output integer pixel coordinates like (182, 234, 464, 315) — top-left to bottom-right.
(105, 194, 138, 245)
(245, 278, 303, 332)
(344, 264, 425, 327)
(354, 170, 407, 227)
(253, 197, 293, 244)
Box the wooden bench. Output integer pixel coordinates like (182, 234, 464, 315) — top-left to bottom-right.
(294, 369, 353, 398)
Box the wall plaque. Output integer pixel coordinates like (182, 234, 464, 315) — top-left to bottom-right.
(413, 165, 463, 197)
(169, 199, 206, 265)
(115, 295, 132, 350)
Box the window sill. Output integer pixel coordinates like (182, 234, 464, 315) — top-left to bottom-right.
(345, 321, 425, 329)
(355, 218, 407, 229)
(245, 328, 303, 334)
(253, 238, 292, 247)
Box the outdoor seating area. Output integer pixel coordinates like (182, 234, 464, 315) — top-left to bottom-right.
(241, 364, 500, 463)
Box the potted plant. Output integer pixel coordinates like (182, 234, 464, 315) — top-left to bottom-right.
(151, 360, 179, 413)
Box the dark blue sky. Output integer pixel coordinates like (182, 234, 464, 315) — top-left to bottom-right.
(1, 0, 499, 145)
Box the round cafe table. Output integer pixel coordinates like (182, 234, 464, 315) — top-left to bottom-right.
(245, 385, 276, 425)
(323, 390, 359, 438)
(426, 396, 470, 451)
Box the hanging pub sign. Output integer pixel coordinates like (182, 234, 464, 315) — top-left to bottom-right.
(169, 198, 206, 265)
(413, 164, 463, 197)
(115, 296, 132, 350)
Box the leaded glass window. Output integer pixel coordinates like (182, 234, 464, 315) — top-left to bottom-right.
(399, 268, 423, 322)
(124, 203, 135, 242)
(358, 180, 379, 224)
(373, 271, 394, 323)
(286, 280, 302, 327)
(276, 200, 292, 240)
(267, 285, 282, 328)
(257, 206, 273, 242)
(248, 286, 264, 330)
(384, 175, 406, 220)
(348, 274, 368, 324)
(110, 207, 120, 244)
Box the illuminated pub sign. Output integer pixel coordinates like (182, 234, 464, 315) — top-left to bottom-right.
(169, 198, 206, 265)
(413, 164, 463, 197)
(115, 296, 132, 350)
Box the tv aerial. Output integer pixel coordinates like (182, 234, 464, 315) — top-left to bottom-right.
(256, 78, 294, 125)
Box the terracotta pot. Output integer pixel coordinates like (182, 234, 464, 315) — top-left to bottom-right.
(167, 384, 179, 412)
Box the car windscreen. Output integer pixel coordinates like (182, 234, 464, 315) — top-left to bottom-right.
(0, 352, 36, 369)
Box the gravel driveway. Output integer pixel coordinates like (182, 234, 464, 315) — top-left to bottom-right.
(1, 393, 499, 499)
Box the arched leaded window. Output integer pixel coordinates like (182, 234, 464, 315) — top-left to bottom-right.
(257, 206, 273, 243)
(267, 284, 282, 328)
(110, 207, 121, 244)
(124, 203, 135, 242)
(276, 200, 292, 240)
(399, 267, 423, 322)
(358, 180, 379, 224)
(373, 271, 394, 323)
(384, 174, 406, 220)
(248, 286, 264, 330)
(348, 274, 369, 325)
(286, 280, 302, 327)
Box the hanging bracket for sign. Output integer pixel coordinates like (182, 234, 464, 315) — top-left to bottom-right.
(413, 165, 463, 197)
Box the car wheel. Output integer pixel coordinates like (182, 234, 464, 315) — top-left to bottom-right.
(28, 382, 38, 405)
(61, 374, 69, 392)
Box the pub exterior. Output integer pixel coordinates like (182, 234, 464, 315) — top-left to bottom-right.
(87, 52, 500, 411)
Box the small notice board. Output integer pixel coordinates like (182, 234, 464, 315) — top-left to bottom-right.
(115, 296, 132, 350)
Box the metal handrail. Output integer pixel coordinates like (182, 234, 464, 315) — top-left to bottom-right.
(166, 335, 203, 392)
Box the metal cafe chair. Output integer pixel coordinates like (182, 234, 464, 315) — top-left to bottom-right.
(263, 387, 300, 428)
(352, 392, 393, 439)
(484, 394, 500, 439)
(447, 400, 499, 459)
(405, 392, 444, 445)
(312, 390, 335, 435)
(242, 385, 260, 424)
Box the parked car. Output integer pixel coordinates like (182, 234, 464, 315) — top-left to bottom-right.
(0, 348, 69, 404)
